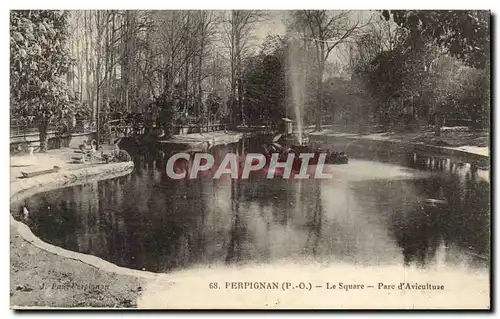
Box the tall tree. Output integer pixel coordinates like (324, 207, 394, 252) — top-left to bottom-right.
(242, 36, 287, 126)
(292, 10, 367, 130)
(224, 10, 265, 126)
(11, 10, 73, 151)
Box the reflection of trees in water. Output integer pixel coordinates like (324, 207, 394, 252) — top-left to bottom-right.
(224, 143, 252, 264)
(460, 171, 490, 256)
(20, 186, 82, 251)
(245, 179, 294, 225)
(388, 172, 489, 267)
(18, 181, 110, 258)
(223, 178, 293, 264)
(304, 181, 323, 256)
(135, 176, 206, 272)
(128, 143, 244, 271)
(27, 158, 210, 272)
(20, 143, 241, 271)
(347, 167, 489, 268)
(225, 178, 244, 264)
(390, 202, 445, 267)
(223, 174, 327, 262)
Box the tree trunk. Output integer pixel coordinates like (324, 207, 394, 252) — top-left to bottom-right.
(184, 12, 191, 117)
(229, 11, 237, 126)
(197, 62, 203, 119)
(122, 12, 130, 112)
(315, 82, 323, 131)
(104, 12, 110, 115)
(230, 59, 236, 125)
(38, 120, 49, 152)
(235, 27, 244, 126)
(84, 11, 92, 116)
(237, 66, 244, 125)
(434, 112, 441, 137)
(185, 57, 189, 116)
(315, 62, 325, 132)
(96, 11, 102, 148)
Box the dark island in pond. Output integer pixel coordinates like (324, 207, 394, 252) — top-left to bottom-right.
(260, 134, 349, 166)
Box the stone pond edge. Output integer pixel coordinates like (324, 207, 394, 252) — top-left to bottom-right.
(10, 161, 162, 280)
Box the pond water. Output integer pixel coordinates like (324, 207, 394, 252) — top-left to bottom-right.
(11, 137, 490, 273)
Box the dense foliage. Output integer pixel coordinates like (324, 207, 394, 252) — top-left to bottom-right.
(242, 36, 286, 126)
(10, 10, 74, 150)
(382, 10, 490, 68)
(353, 10, 490, 131)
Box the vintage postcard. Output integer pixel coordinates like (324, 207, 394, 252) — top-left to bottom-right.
(9, 9, 490, 309)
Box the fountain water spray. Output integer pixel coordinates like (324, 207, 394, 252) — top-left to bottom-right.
(287, 39, 305, 145)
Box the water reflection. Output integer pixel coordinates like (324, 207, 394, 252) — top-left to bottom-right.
(12, 140, 490, 273)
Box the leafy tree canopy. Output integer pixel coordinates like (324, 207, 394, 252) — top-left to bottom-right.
(10, 10, 73, 123)
(382, 10, 490, 68)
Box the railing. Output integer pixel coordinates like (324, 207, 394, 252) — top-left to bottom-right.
(106, 119, 229, 137)
(106, 118, 146, 137)
(10, 118, 96, 136)
(175, 123, 227, 134)
(72, 119, 97, 134)
(10, 119, 56, 137)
